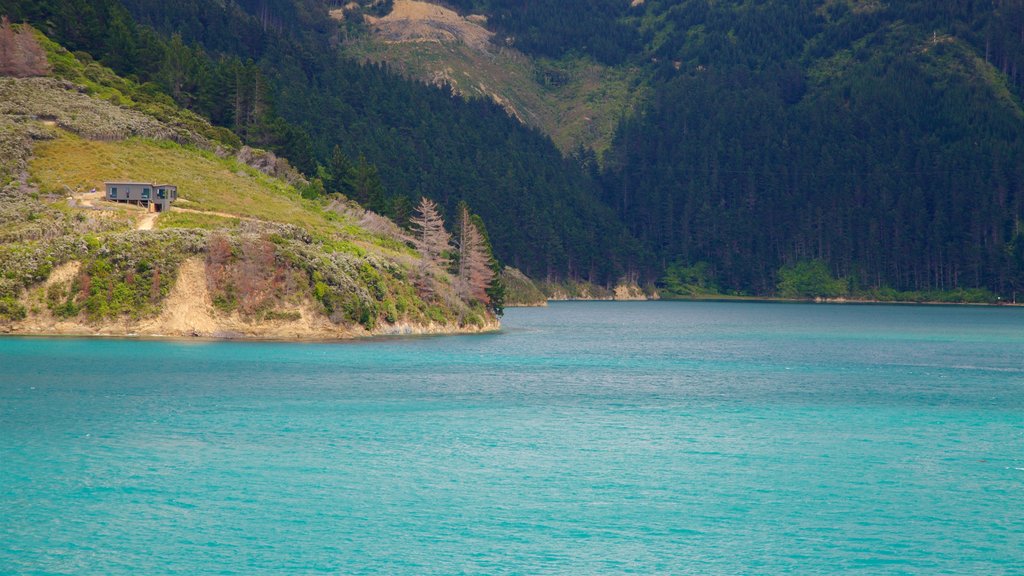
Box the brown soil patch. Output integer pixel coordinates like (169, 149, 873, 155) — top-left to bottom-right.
(364, 0, 494, 52)
(137, 212, 157, 230)
(45, 260, 80, 288)
(614, 282, 653, 301)
(139, 257, 217, 336)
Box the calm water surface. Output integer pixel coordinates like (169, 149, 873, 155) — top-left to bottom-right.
(2, 302, 1023, 574)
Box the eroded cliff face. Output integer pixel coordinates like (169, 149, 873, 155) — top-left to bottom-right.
(7, 254, 499, 341)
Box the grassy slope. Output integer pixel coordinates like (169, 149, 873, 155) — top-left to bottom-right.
(32, 134, 339, 239)
(30, 133, 419, 259)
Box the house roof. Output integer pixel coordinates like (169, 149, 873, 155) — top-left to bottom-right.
(104, 182, 177, 188)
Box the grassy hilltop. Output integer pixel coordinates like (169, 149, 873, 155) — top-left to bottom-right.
(0, 26, 497, 339)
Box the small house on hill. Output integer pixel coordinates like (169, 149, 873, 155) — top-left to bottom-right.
(104, 182, 177, 212)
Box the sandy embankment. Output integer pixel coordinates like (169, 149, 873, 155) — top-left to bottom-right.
(8, 258, 498, 341)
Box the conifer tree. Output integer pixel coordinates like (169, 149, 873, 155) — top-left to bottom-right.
(0, 18, 49, 77)
(410, 197, 451, 269)
(457, 204, 495, 305)
(350, 154, 386, 214)
(325, 145, 354, 196)
(0, 17, 15, 76)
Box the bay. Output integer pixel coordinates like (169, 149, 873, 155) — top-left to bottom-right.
(1, 302, 1023, 574)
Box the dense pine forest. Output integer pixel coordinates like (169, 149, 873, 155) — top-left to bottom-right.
(443, 0, 643, 65)
(2, 0, 1023, 300)
(601, 0, 1024, 298)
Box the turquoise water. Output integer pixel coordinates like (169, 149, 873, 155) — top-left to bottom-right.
(1, 302, 1023, 574)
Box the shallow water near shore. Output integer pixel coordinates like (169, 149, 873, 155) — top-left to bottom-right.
(2, 301, 1023, 573)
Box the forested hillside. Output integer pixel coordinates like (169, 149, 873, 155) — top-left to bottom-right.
(328, 0, 1024, 299)
(442, 0, 643, 65)
(3, 0, 1023, 300)
(601, 0, 1024, 297)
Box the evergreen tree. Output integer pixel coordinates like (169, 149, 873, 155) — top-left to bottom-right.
(350, 154, 386, 214)
(325, 145, 354, 196)
(410, 197, 451, 270)
(0, 16, 48, 77)
(457, 204, 495, 306)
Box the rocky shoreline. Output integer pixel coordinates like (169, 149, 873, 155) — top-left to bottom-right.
(2, 259, 500, 342)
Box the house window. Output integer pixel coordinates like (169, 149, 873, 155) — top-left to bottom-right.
(110, 187, 117, 199)
(142, 187, 151, 200)
(157, 188, 166, 199)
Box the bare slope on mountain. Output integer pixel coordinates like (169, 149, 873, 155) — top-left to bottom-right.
(341, 0, 640, 154)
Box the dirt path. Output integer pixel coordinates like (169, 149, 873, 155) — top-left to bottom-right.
(137, 212, 157, 230)
(67, 189, 105, 210)
(171, 206, 255, 221)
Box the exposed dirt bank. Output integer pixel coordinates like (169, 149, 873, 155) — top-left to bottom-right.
(5, 258, 499, 341)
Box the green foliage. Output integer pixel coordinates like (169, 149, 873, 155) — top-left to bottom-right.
(32, 31, 238, 148)
(211, 290, 237, 313)
(155, 212, 240, 231)
(70, 232, 200, 319)
(0, 296, 26, 320)
(322, 146, 354, 197)
(347, 155, 386, 214)
(777, 261, 847, 299)
(659, 262, 718, 297)
(855, 286, 997, 305)
(46, 281, 78, 318)
(14, 0, 1020, 304)
(426, 305, 449, 325)
(300, 178, 326, 200)
(0, 31, 502, 340)
(500, 266, 546, 306)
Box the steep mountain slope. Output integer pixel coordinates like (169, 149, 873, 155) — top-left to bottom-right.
(0, 28, 497, 338)
(339, 0, 642, 155)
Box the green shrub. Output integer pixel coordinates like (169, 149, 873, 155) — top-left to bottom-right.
(0, 297, 26, 321)
(660, 261, 718, 297)
(777, 261, 847, 299)
(427, 305, 448, 324)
